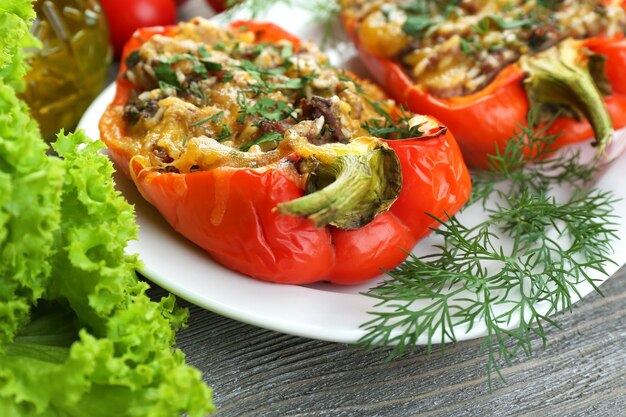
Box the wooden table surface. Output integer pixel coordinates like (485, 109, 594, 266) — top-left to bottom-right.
(143, 1, 626, 415)
(148, 267, 625, 417)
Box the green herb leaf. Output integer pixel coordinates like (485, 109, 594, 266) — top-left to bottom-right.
(402, 14, 432, 36)
(222, 71, 235, 82)
(281, 44, 293, 59)
(192, 110, 225, 127)
(238, 96, 292, 123)
(273, 75, 317, 90)
(198, 45, 210, 58)
(485, 14, 533, 30)
(154, 62, 181, 90)
(460, 38, 476, 55)
(214, 42, 228, 51)
(125, 50, 141, 68)
(216, 125, 232, 142)
(193, 63, 208, 75)
(202, 60, 223, 72)
(471, 17, 491, 35)
(240, 131, 283, 151)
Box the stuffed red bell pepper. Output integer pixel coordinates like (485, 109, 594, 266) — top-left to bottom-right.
(341, 0, 626, 168)
(99, 18, 471, 284)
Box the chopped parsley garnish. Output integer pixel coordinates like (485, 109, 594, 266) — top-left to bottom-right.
(214, 42, 228, 51)
(154, 62, 181, 90)
(216, 125, 232, 142)
(240, 131, 284, 151)
(273, 74, 317, 90)
(188, 83, 206, 99)
(233, 59, 289, 95)
(402, 14, 432, 37)
(198, 45, 210, 58)
(164, 54, 197, 64)
(338, 74, 416, 138)
(191, 110, 225, 127)
(202, 61, 223, 72)
(486, 14, 534, 30)
(401, 0, 463, 37)
(281, 44, 294, 59)
(193, 64, 208, 76)
(363, 116, 422, 139)
(401, 0, 430, 14)
(537, 0, 560, 10)
(237, 59, 287, 79)
(151, 52, 230, 97)
(237, 95, 293, 123)
(125, 50, 141, 68)
(158, 80, 178, 94)
(460, 38, 477, 55)
(189, 111, 231, 142)
(471, 18, 491, 35)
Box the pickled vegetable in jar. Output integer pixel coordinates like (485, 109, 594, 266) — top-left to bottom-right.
(21, 0, 112, 139)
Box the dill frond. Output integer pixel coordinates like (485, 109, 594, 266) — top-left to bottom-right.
(358, 108, 619, 385)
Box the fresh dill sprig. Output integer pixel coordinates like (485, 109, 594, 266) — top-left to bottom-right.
(470, 107, 597, 206)
(305, 0, 341, 49)
(358, 108, 619, 386)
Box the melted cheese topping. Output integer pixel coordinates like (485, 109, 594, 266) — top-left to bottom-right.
(120, 18, 393, 173)
(342, 0, 626, 97)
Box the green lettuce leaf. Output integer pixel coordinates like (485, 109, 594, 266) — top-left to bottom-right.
(0, 1, 216, 414)
(0, 0, 40, 91)
(0, 3, 61, 347)
(0, 128, 215, 417)
(0, 80, 64, 345)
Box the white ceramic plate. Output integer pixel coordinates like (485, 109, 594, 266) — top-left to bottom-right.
(78, 5, 626, 344)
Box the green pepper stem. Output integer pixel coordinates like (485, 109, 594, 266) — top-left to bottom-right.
(521, 38, 613, 155)
(278, 147, 401, 230)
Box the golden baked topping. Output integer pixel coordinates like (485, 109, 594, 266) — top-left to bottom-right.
(120, 18, 396, 173)
(343, 0, 626, 97)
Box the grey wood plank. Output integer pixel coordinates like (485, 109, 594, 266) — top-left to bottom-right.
(146, 266, 626, 417)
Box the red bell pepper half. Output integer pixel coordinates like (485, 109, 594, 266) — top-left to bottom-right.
(99, 21, 471, 285)
(342, 5, 626, 168)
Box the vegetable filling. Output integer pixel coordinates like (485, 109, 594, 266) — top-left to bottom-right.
(343, 0, 626, 97)
(119, 18, 427, 229)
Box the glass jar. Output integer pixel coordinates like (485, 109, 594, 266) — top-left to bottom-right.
(20, 0, 112, 139)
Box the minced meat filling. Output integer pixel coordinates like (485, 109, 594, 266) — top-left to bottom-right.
(120, 17, 394, 173)
(342, 0, 626, 97)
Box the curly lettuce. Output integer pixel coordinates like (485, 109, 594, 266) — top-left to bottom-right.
(0, 65, 64, 346)
(0, 0, 39, 91)
(0, 0, 62, 344)
(0, 1, 215, 415)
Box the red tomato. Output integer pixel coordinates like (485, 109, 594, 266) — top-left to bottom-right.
(100, 0, 177, 57)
